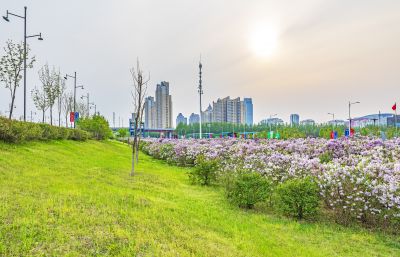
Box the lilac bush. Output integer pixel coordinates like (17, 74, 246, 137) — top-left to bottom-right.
(141, 137, 400, 227)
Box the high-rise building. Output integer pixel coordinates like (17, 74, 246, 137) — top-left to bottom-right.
(242, 98, 253, 125)
(144, 96, 156, 129)
(176, 113, 187, 126)
(201, 104, 213, 123)
(189, 113, 200, 124)
(210, 96, 253, 125)
(212, 98, 225, 123)
(144, 81, 173, 129)
(290, 114, 300, 126)
(155, 81, 173, 128)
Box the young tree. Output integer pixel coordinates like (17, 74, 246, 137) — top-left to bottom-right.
(39, 64, 60, 125)
(62, 91, 73, 127)
(0, 40, 35, 119)
(130, 60, 149, 176)
(76, 101, 89, 118)
(31, 85, 48, 123)
(57, 77, 66, 127)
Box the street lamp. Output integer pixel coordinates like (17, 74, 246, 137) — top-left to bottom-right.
(89, 102, 96, 116)
(30, 111, 36, 122)
(328, 112, 335, 129)
(65, 72, 83, 128)
(81, 93, 90, 118)
(3, 6, 43, 121)
(269, 114, 277, 132)
(348, 101, 360, 135)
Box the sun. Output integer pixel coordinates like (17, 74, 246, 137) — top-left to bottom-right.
(249, 24, 279, 59)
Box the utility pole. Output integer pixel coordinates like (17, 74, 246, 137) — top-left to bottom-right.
(198, 57, 203, 139)
(113, 112, 115, 129)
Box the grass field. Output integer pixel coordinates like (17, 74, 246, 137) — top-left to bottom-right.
(0, 140, 399, 256)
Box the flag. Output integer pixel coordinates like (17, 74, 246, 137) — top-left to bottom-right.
(392, 103, 397, 111)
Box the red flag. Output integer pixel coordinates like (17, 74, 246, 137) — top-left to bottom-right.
(392, 103, 397, 111)
(70, 112, 75, 122)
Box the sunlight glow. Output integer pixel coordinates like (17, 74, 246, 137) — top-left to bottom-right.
(249, 23, 279, 59)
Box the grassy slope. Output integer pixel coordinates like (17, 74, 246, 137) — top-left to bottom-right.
(0, 140, 399, 257)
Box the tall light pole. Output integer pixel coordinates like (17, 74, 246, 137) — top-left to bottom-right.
(3, 6, 43, 121)
(198, 58, 203, 139)
(348, 101, 360, 136)
(269, 114, 277, 133)
(81, 93, 90, 118)
(89, 102, 96, 116)
(64, 72, 83, 128)
(328, 112, 335, 129)
(30, 111, 36, 122)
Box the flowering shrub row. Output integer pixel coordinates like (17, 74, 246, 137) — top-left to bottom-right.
(141, 137, 400, 229)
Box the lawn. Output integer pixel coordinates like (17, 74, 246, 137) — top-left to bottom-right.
(0, 140, 399, 256)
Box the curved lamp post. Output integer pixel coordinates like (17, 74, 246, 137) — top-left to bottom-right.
(3, 6, 43, 121)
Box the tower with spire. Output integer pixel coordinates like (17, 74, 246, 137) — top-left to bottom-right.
(198, 57, 203, 139)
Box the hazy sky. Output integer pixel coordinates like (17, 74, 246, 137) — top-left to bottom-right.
(1, 0, 399, 125)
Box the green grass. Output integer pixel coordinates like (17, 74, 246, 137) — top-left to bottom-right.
(0, 140, 399, 256)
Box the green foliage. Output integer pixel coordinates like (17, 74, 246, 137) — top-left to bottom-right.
(0, 40, 35, 119)
(77, 115, 112, 140)
(189, 155, 219, 185)
(275, 177, 320, 220)
(117, 128, 129, 138)
(225, 171, 272, 209)
(0, 117, 89, 143)
(0, 141, 399, 256)
(319, 151, 333, 164)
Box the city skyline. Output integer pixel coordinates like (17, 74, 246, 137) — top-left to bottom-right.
(0, 0, 399, 124)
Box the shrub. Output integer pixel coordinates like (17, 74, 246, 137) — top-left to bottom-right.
(225, 171, 272, 209)
(275, 177, 320, 219)
(319, 151, 333, 164)
(77, 115, 112, 140)
(117, 128, 129, 138)
(188, 155, 219, 186)
(0, 117, 89, 143)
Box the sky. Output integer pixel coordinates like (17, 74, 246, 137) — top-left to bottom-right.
(0, 0, 399, 126)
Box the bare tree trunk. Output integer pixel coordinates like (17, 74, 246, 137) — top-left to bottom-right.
(50, 107, 53, 125)
(130, 117, 139, 176)
(8, 87, 17, 120)
(42, 110, 45, 123)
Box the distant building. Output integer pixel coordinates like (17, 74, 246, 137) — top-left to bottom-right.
(290, 114, 299, 126)
(176, 113, 187, 126)
(350, 113, 394, 127)
(201, 104, 213, 123)
(242, 98, 253, 125)
(301, 119, 315, 126)
(260, 118, 284, 125)
(210, 96, 253, 125)
(144, 81, 173, 129)
(155, 81, 173, 128)
(144, 96, 156, 129)
(328, 119, 346, 126)
(387, 115, 400, 127)
(189, 113, 200, 124)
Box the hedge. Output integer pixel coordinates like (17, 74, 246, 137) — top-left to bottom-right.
(0, 117, 90, 143)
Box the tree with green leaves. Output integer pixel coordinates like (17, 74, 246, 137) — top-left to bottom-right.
(31, 84, 47, 123)
(38, 64, 61, 125)
(0, 40, 35, 119)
